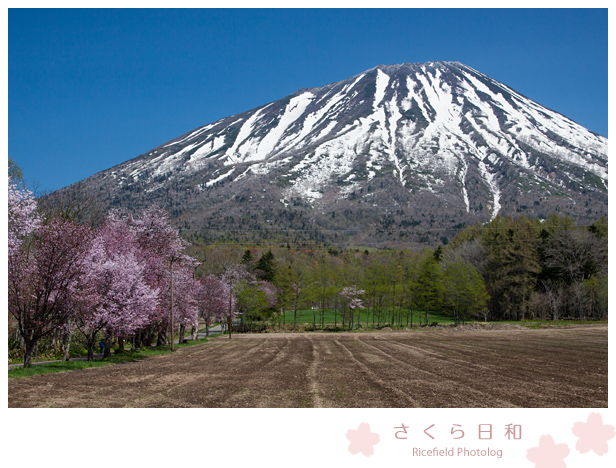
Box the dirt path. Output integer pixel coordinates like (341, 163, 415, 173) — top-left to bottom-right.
(8, 325, 607, 408)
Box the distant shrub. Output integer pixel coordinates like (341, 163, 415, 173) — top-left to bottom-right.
(8, 348, 23, 362)
(67, 346, 87, 357)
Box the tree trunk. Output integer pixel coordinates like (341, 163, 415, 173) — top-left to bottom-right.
(23, 339, 37, 368)
(170, 261, 175, 351)
(228, 288, 233, 339)
(144, 330, 155, 347)
(179, 323, 185, 343)
(103, 334, 112, 358)
(86, 334, 96, 361)
(391, 283, 396, 326)
(62, 325, 74, 362)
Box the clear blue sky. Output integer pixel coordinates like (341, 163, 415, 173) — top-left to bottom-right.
(8, 8, 608, 192)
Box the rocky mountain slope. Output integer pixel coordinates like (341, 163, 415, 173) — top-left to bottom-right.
(64, 61, 608, 247)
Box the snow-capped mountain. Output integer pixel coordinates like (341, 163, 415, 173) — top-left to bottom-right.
(72, 61, 607, 247)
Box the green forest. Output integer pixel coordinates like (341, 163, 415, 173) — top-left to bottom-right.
(191, 213, 608, 330)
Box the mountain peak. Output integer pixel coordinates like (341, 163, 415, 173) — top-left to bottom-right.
(371, 60, 465, 72)
(64, 61, 607, 248)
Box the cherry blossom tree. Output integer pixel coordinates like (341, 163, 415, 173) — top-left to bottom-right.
(166, 263, 199, 343)
(221, 264, 247, 338)
(196, 275, 229, 336)
(133, 205, 188, 266)
(75, 214, 158, 360)
(258, 281, 279, 309)
(8, 217, 93, 367)
(340, 286, 366, 330)
(132, 206, 194, 349)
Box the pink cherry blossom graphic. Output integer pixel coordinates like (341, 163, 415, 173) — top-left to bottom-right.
(346, 422, 380, 457)
(526, 435, 570, 468)
(572, 412, 615, 456)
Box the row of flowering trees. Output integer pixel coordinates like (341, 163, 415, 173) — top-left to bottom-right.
(8, 177, 246, 367)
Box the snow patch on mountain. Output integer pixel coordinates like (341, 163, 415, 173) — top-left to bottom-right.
(478, 160, 501, 219)
(206, 167, 236, 187)
(245, 92, 314, 162)
(374, 69, 390, 108)
(224, 105, 271, 164)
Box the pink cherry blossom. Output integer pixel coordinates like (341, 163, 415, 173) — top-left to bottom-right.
(133, 205, 188, 263)
(130, 206, 197, 342)
(572, 413, 615, 456)
(258, 281, 278, 308)
(196, 275, 229, 334)
(8, 176, 40, 257)
(349, 298, 365, 310)
(168, 263, 199, 327)
(340, 285, 365, 300)
(346, 422, 380, 457)
(526, 435, 569, 468)
(341, 286, 365, 310)
(75, 214, 159, 359)
(9, 217, 93, 367)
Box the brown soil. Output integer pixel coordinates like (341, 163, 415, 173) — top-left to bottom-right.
(8, 325, 607, 408)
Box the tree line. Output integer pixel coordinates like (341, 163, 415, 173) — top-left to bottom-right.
(8, 163, 608, 366)
(193, 214, 607, 327)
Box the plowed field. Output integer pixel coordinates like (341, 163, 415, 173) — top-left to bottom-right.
(8, 325, 607, 408)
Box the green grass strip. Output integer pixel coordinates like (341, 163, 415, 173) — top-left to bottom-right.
(8, 336, 210, 380)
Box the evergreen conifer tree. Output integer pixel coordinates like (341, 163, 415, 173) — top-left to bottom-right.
(256, 250, 276, 281)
